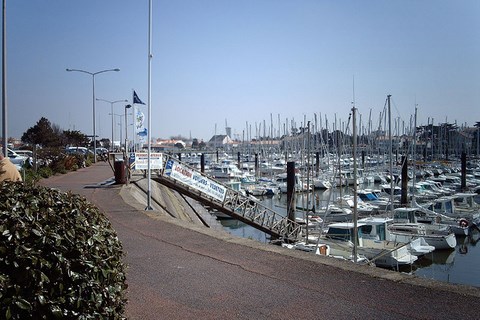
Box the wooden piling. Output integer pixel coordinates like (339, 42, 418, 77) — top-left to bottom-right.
(287, 161, 295, 222)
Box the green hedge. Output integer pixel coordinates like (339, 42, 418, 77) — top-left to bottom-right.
(0, 182, 127, 319)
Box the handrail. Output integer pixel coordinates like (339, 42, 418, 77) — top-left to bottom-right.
(154, 154, 302, 242)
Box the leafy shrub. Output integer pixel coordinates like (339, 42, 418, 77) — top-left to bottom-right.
(0, 182, 127, 319)
(49, 156, 66, 175)
(37, 166, 53, 179)
(85, 155, 93, 167)
(36, 147, 64, 168)
(63, 155, 84, 171)
(21, 168, 38, 184)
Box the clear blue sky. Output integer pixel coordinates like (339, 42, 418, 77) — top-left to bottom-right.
(2, 0, 479, 142)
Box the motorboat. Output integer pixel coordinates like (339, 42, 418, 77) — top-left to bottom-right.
(417, 196, 480, 236)
(391, 207, 457, 250)
(358, 216, 435, 257)
(313, 176, 332, 189)
(323, 222, 418, 268)
(335, 195, 379, 216)
(357, 189, 391, 211)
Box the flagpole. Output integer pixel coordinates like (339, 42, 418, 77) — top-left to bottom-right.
(2, 0, 7, 155)
(145, 0, 153, 210)
(132, 89, 136, 153)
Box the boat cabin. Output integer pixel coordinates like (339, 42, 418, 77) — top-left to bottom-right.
(325, 219, 391, 244)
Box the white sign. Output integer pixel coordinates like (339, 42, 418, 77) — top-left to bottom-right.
(134, 152, 163, 170)
(165, 159, 226, 202)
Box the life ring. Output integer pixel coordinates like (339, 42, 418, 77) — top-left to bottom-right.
(459, 219, 469, 228)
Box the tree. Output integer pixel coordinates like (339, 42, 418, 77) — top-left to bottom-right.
(170, 134, 188, 140)
(100, 138, 111, 150)
(64, 130, 89, 147)
(191, 138, 199, 149)
(21, 117, 63, 148)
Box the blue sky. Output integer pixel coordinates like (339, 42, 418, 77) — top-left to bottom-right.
(2, 0, 479, 142)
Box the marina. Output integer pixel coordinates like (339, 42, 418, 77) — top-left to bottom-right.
(154, 149, 480, 288)
(216, 184, 480, 288)
(150, 98, 480, 288)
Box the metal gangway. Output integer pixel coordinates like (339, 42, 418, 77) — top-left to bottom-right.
(152, 154, 302, 242)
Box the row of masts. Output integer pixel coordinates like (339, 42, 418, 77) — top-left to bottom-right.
(216, 97, 478, 163)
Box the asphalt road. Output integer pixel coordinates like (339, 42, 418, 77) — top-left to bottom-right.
(39, 162, 480, 319)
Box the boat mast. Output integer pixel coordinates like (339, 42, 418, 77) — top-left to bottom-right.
(388, 95, 394, 216)
(412, 104, 418, 205)
(352, 106, 358, 263)
(306, 121, 311, 242)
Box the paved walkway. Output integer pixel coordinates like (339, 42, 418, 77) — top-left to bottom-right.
(39, 162, 480, 319)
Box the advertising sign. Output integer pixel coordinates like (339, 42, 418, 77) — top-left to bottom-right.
(134, 153, 163, 170)
(165, 159, 226, 202)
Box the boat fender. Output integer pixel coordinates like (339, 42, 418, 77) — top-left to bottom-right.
(459, 218, 469, 228)
(435, 216, 442, 223)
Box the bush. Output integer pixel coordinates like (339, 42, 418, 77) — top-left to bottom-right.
(37, 166, 53, 179)
(20, 168, 37, 184)
(49, 157, 67, 175)
(0, 182, 127, 319)
(63, 154, 85, 171)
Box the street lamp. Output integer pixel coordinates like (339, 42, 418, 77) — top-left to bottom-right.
(125, 104, 132, 151)
(66, 68, 120, 162)
(110, 113, 124, 147)
(117, 114, 124, 147)
(97, 98, 128, 151)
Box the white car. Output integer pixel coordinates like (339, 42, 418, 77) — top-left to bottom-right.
(13, 150, 36, 166)
(6, 148, 28, 170)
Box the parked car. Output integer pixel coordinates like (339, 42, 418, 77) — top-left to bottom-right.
(13, 150, 33, 158)
(96, 147, 108, 155)
(13, 149, 47, 167)
(5, 148, 28, 170)
(66, 147, 91, 156)
(13, 150, 33, 164)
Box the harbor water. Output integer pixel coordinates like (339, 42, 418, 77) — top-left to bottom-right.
(216, 187, 480, 288)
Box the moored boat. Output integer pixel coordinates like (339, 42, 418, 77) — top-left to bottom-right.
(392, 207, 457, 250)
(323, 221, 418, 268)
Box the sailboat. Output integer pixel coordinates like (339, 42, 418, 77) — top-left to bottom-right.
(383, 104, 456, 250)
(321, 103, 418, 268)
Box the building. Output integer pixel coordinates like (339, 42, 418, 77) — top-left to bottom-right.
(208, 135, 233, 149)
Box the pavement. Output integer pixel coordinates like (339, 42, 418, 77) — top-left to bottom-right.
(39, 161, 480, 319)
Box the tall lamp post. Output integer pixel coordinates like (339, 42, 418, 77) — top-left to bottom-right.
(117, 114, 124, 146)
(97, 98, 128, 151)
(66, 68, 120, 162)
(124, 104, 132, 151)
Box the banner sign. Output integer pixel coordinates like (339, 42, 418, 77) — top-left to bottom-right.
(165, 159, 226, 202)
(129, 153, 136, 169)
(135, 106, 147, 144)
(134, 152, 163, 170)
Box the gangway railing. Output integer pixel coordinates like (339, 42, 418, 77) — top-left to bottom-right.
(152, 154, 302, 242)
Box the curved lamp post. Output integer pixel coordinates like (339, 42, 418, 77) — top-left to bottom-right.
(66, 68, 120, 162)
(96, 98, 128, 151)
